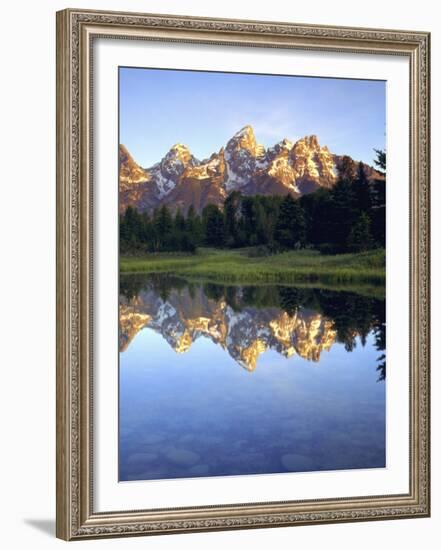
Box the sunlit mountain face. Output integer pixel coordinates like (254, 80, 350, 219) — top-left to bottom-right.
(119, 274, 386, 378)
(119, 125, 384, 215)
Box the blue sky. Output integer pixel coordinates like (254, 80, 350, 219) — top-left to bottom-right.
(119, 67, 385, 168)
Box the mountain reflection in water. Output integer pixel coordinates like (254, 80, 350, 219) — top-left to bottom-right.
(119, 274, 386, 377)
(119, 274, 386, 481)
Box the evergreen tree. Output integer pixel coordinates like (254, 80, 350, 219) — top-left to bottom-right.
(275, 195, 306, 249)
(140, 211, 153, 244)
(373, 148, 386, 175)
(347, 212, 374, 252)
(153, 206, 173, 250)
(224, 191, 241, 247)
(174, 209, 186, 233)
(120, 206, 145, 251)
(300, 188, 332, 246)
(186, 204, 196, 228)
(240, 197, 258, 246)
(186, 205, 203, 246)
(371, 149, 386, 248)
(120, 144, 386, 255)
(125, 206, 143, 241)
(254, 200, 269, 245)
(168, 209, 182, 250)
(353, 162, 372, 212)
(263, 195, 283, 248)
(119, 213, 129, 244)
(328, 178, 356, 251)
(202, 204, 226, 247)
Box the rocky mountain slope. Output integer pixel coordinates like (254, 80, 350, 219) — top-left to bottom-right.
(119, 125, 382, 214)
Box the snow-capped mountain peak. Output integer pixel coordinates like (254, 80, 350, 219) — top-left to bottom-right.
(119, 125, 382, 214)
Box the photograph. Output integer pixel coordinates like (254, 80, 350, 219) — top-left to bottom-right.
(118, 67, 387, 483)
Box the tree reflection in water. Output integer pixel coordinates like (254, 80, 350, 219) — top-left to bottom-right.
(119, 274, 385, 378)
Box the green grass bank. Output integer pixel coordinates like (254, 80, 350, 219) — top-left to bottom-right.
(120, 247, 385, 293)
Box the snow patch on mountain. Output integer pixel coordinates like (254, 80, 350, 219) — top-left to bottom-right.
(120, 125, 382, 214)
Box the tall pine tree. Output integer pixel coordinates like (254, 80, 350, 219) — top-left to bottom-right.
(224, 191, 241, 247)
(203, 204, 226, 247)
(328, 178, 356, 251)
(353, 162, 372, 212)
(275, 195, 306, 249)
(347, 212, 374, 252)
(152, 205, 173, 250)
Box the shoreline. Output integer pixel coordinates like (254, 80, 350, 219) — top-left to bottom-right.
(120, 248, 385, 298)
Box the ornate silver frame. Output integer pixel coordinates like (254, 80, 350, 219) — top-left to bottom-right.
(56, 8, 430, 540)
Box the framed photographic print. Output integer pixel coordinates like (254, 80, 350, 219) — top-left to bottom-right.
(56, 8, 431, 540)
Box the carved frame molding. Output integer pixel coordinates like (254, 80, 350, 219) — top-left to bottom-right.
(56, 8, 430, 540)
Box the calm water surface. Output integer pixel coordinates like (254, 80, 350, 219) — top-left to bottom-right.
(119, 274, 386, 481)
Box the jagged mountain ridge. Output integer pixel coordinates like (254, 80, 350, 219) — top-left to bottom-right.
(119, 125, 382, 214)
(119, 285, 338, 371)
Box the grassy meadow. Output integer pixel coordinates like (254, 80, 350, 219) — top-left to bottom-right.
(120, 247, 385, 297)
